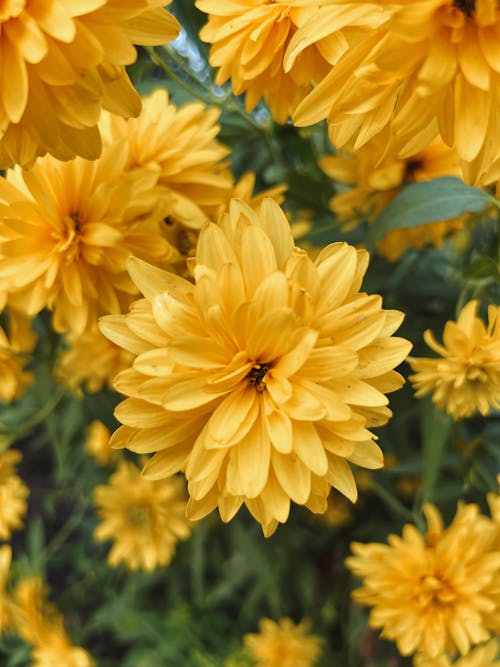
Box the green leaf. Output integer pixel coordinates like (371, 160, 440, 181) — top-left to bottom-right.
(464, 256, 500, 281)
(365, 177, 490, 250)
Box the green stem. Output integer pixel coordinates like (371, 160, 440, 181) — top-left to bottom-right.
(1, 389, 66, 448)
(370, 480, 414, 522)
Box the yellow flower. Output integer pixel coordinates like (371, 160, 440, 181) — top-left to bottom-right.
(94, 460, 192, 571)
(0, 0, 179, 168)
(0, 142, 177, 334)
(346, 503, 500, 659)
(0, 310, 35, 402)
(13, 576, 95, 667)
(196, 0, 332, 124)
(85, 421, 116, 466)
(56, 326, 134, 395)
(0, 449, 29, 541)
(0, 545, 13, 633)
(321, 137, 465, 261)
(101, 88, 233, 230)
(413, 639, 500, 667)
(320, 491, 354, 529)
(244, 617, 322, 667)
(100, 198, 411, 536)
(292, 0, 500, 181)
(409, 301, 500, 419)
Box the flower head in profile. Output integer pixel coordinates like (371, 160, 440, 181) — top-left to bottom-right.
(0, 310, 36, 403)
(346, 503, 500, 659)
(414, 639, 500, 667)
(94, 460, 192, 571)
(196, 0, 333, 123)
(244, 617, 322, 667)
(0, 142, 177, 334)
(409, 301, 500, 419)
(321, 137, 465, 261)
(100, 198, 411, 536)
(13, 576, 95, 667)
(0, 546, 13, 633)
(0, 449, 29, 541)
(292, 0, 500, 181)
(101, 89, 233, 230)
(56, 326, 134, 395)
(0, 0, 179, 168)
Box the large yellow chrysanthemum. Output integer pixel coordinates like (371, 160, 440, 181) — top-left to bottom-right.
(94, 460, 192, 571)
(346, 503, 500, 659)
(414, 639, 500, 667)
(196, 0, 337, 123)
(0, 449, 29, 541)
(321, 137, 465, 261)
(100, 88, 233, 230)
(409, 301, 500, 419)
(100, 198, 411, 536)
(0, 142, 177, 334)
(0, 0, 179, 168)
(292, 0, 500, 180)
(244, 617, 322, 667)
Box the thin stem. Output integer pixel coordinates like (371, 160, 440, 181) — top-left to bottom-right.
(370, 480, 414, 522)
(1, 389, 66, 448)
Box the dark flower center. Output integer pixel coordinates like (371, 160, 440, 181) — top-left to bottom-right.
(247, 363, 271, 392)
(453, 0, 475, 16)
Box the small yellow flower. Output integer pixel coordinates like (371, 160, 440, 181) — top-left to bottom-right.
(196, 0, 331, 124)
(244, 617, 322, 667)
(0, 449, 29, 541)
(13, 576, 94, 667)
(346, 503, 500, 659)
(0, 310, 36, 403)
(94, 461, 192, 571)
(413, 639, 500, 667)
(56, 326, 134, 395)
(0, 142, 177, 334)
(0, 0, 179, 168)
(409, 301, 500, 419)
(320, 491, 354, 529)
(85, 421, 116, 467)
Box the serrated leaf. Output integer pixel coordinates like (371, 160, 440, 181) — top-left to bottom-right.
(366, 177, 490, 250)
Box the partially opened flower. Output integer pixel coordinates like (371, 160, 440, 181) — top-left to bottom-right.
(244, 617, 322, 667)
(409, 301, 500, 419)
(100, 198, 411, 535)
(0, 142, 177, 334)
(196, 0, 333, 123)
(347, 503, 500, 659)
(0, 0, 179, 168)
(292, 0, 500, 181)
(85, 421, 117, 467)
(94, 460, 192, 571)
(101, 89, 233, 230)
(0, 311, 35, 402)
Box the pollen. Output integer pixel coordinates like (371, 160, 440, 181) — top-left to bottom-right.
(247, 363, 271, 392)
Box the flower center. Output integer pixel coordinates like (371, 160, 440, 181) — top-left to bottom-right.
(453, 0, 475, 15)
(418, 573, 457, 606)
(247, 363, 272, 392)
(127, 504, 150, 527)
